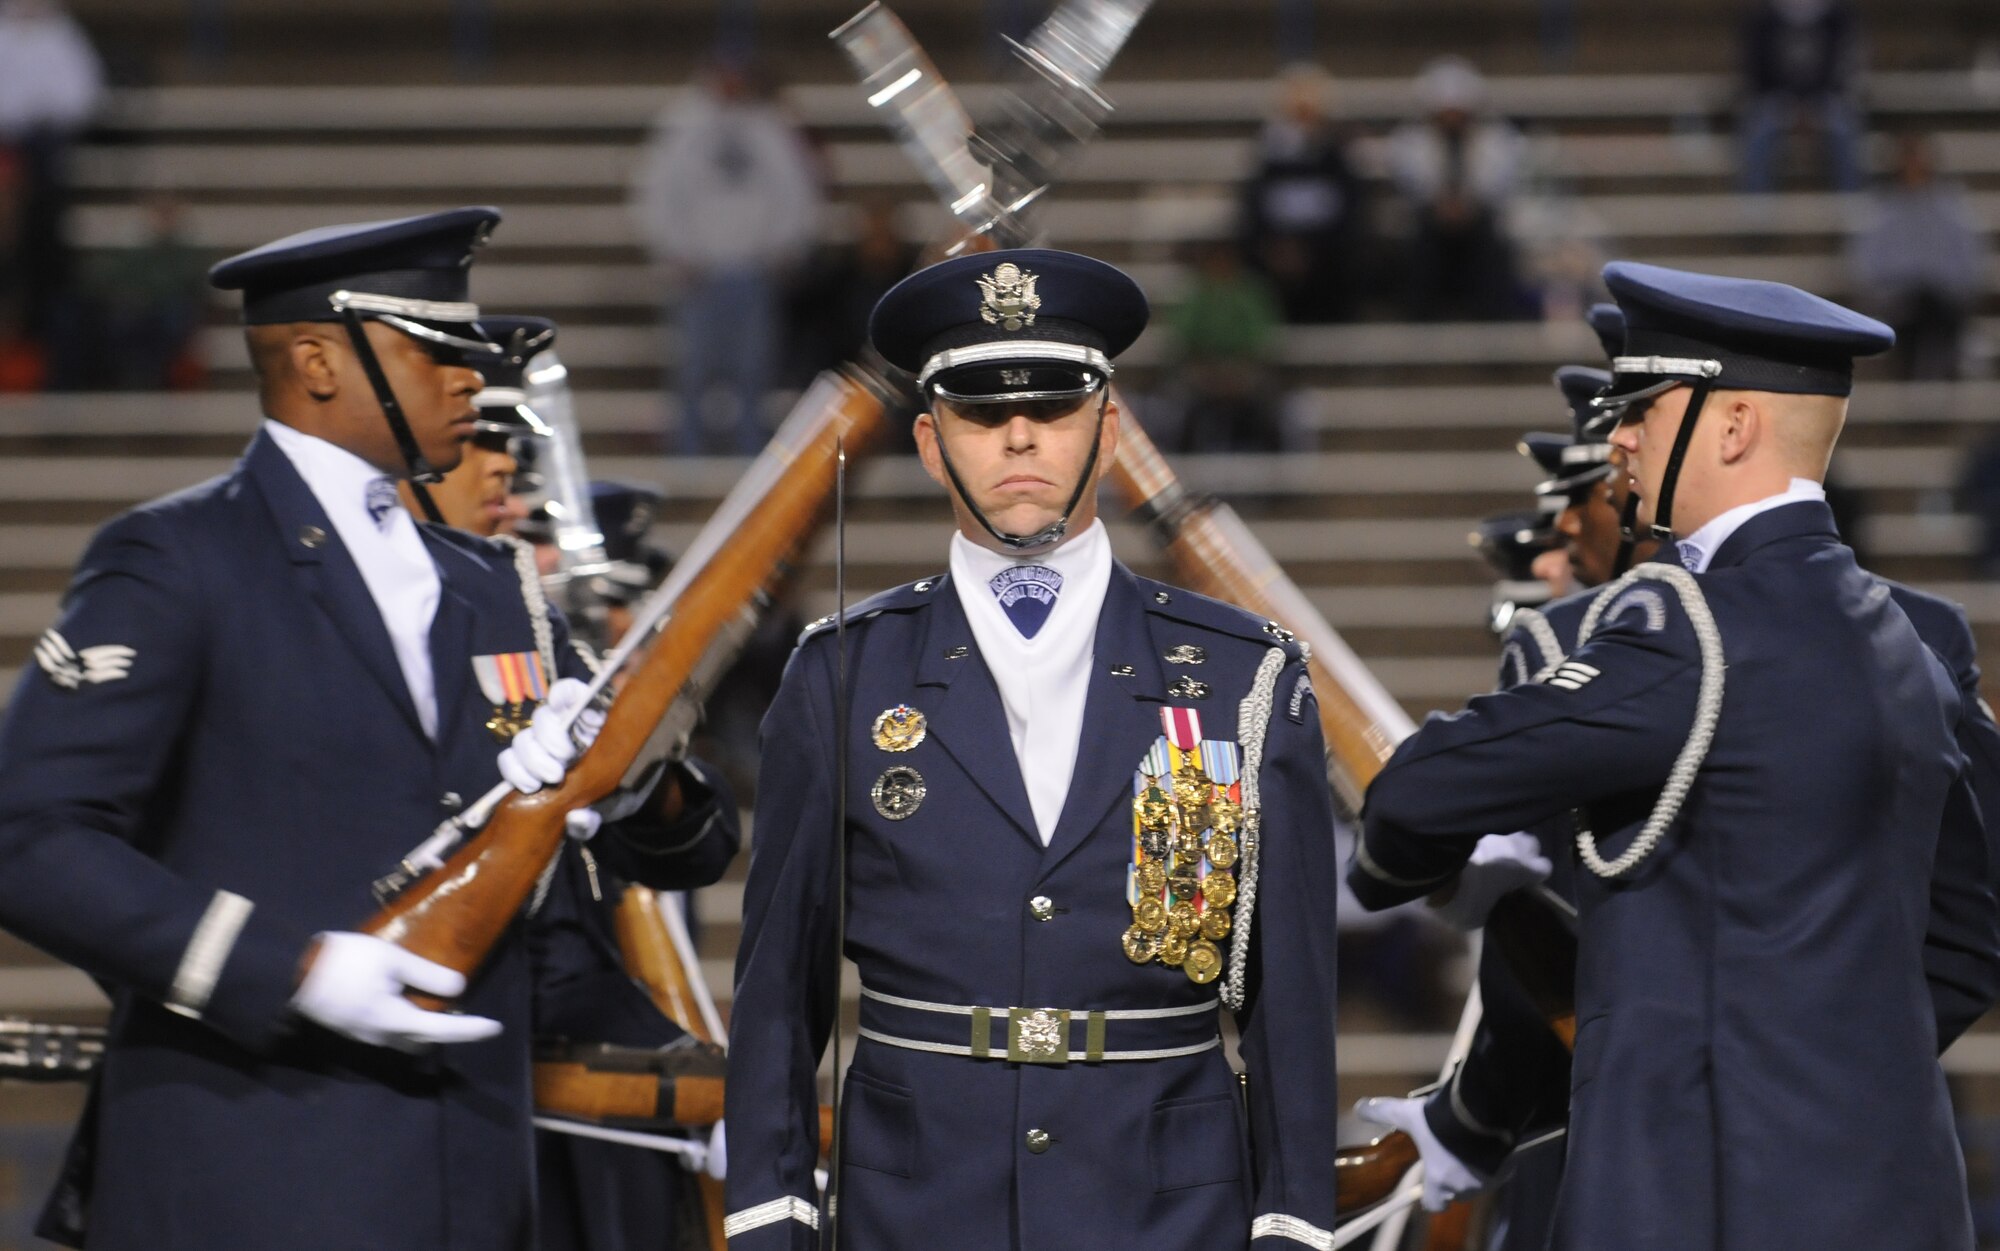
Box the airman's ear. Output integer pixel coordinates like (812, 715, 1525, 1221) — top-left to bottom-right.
(290, 332, 341, 402)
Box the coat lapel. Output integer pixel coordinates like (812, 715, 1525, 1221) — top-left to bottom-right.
(911, 577, 1042, 850)
(1037, 565, 1169, 879)
(245, 429, 431, 745)
(423, 534, 481, 755)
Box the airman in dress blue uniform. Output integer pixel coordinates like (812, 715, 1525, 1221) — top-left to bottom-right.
(1350, 262, 1995, 1250)
(1364, 303, 2000, 1251)
(0, 209, 737, 1250)
(724, 249, 1342, 1250)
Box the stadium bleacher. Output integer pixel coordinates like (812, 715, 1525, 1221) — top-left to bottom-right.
(6, 19, 2000, 1231)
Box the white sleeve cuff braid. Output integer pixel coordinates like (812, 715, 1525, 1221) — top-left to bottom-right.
(166, 890, 253, 1019)
(1252, 1213, 1337, 1249)
(724, 1196, 819, 1240)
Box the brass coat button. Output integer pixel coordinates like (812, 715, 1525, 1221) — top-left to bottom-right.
(1029, 896, 1055, 922)
(1025, 1128, 1052, 1153)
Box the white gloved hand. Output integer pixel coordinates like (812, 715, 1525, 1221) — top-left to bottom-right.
(291, 931, 503, 1052)
(497, 678, 605, 795)
(704, 1121, 727, 1180)
(564, 808, 603, 843)
(1432, 831, 1552, 931)
(1355, 1095, 1488, 1212)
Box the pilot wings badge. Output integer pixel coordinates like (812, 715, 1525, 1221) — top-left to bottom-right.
(977, 262, 1041, 331)
(34, 629, 135, 690)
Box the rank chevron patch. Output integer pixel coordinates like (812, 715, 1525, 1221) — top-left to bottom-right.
(1546, 661, 1600, 692)
(34, 629, 136, 690)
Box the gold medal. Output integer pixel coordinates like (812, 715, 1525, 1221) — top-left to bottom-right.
(1209, 798, 1242, 836)
(1200, 908, 1232, 940)
(1136, 861, 1167, 895)
(1136, 786, 1173, 831)
(1168, 900, 1200, 937)
(871, 704, 927, 752)
(1134, 896, 1169, 934)
(485, 703, 533, 743)
(1200, 871, 1237, 908)
(1173, 771, 1210, 811)
(1184, 939, 1223, 984)
(1205, 834, 1239, 870)
(1160, 931, 1190, 967)
(1172, 828, 1203, 858)
(1168, 868, 1200, 900)
(1122, 925, 1160, 964)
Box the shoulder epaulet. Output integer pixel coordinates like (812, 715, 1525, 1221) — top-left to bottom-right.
(797, 574, 947, 645)
(1136, 577, 1307, 661)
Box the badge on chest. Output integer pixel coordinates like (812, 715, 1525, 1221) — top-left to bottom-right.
(473, 651, 549, 742)
(1123, 707, 1242, 985)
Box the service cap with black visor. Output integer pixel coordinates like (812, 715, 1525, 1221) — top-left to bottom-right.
(1594, 260, 1895, 541)
(469, 314, 558, 445)
(208, 206, 507, 524)
(869, 246, 1149, 554)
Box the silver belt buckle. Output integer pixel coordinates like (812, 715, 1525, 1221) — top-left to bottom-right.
(1005, 1007, 1071, 1064)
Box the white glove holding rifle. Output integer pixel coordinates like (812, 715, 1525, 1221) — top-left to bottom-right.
(291, 932, 502, 1051)
(1431, 831, 1552, 931)
(1354, 1095, 1489, 1212)
(496, 677, 606, 841)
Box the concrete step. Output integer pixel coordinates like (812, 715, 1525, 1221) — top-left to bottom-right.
(73, 130, 2000, 197)
(87, 72, 2000, 137)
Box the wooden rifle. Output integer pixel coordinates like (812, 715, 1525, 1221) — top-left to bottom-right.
(361, 362, 901, 990)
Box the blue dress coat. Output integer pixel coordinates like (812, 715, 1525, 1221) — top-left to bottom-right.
(724, 563, 1341, 1250)
(1354, 501, 1980, 1251)
(0, 428, 737, 1250)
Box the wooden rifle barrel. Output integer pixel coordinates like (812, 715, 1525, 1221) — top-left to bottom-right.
(362, 366, 896, 989)
(1107, 402, 1413, 810)
(1336, 1130, 1420, 1213)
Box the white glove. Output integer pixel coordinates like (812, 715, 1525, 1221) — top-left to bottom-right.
(1432, 831, 1552, 931)
(565, 808, 603, 842)
(704, 1121, 727, 1180)
(291, 932, 503, 1052)
(1355, 1095, 1488, 1212)
(497, 678, 605, 794)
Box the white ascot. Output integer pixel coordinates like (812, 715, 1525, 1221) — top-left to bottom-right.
(950, 519, 1113, 844)
(266, 419, 442, 738)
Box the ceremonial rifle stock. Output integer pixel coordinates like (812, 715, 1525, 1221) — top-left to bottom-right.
(1107, 403, 1412, 811)
(362, 364, 898, 992)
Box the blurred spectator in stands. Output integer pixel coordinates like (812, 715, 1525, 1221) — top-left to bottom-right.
(1237, 63, 1370, 324)
(1164, 241, 1289, 453)
(49, 192, 207, 390)
(1848, 134, 1986, 381)
(1738, 0, 1863, 194)
(0, 0, 103, 348)
(0, 143, 37, 390)
(1388, 55, 1528, 322)
(785, 196, 915, 385)
(631, 57, 820, 456)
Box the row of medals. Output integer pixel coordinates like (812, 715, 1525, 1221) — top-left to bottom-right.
(1122, 757, 1240, 985)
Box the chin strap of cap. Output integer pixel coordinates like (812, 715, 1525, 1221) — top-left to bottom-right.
(1612, 488, 1642, 578)
(1645, 380, 1713, 542)
(931, 388, 1108, 555)
(336, 306, 446, 523)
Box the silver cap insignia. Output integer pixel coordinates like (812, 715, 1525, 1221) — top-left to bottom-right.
(977, 262, 1041, 331)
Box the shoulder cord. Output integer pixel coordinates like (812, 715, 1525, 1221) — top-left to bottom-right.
(497, 533, 582, 915)
(1508, 606, 1568, 683)
(1221, 645, 1293, 1014)
(1570, 562, 1725, 879)
(496, 534, 559, 681)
